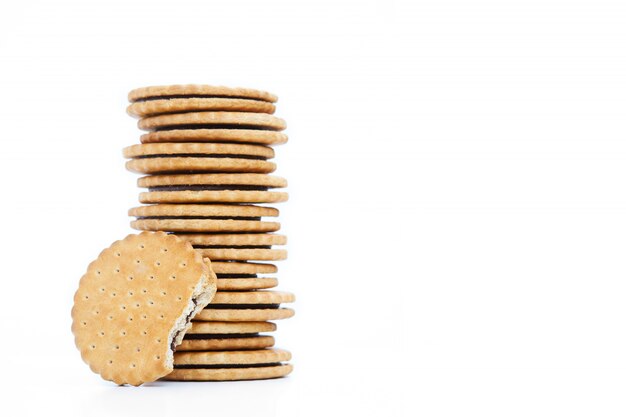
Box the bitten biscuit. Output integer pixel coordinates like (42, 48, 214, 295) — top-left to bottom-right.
(71, 232, 217, 386)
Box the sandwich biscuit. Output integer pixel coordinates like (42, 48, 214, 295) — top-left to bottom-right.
(128, 84, 278, 103)
(124, 142, 275, 175)
(137, 111, 286, 132)
(129, 204, 280, 233)
(165, 349, 292, 381)
(137, 173, 287, 204)
(194, 291, 295, 322)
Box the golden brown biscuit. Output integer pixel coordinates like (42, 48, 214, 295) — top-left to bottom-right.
(127, 97, 275, 118)
(137, 111, 286, 131)
(71, 232, 217, 386)
(128, 84, 278, 103)
(140, 129, 288, 145)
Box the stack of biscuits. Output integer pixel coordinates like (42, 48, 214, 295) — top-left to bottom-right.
(123, 85, 294, 381)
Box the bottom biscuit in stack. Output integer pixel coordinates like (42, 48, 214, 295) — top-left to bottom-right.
(166, 349, 293, 381)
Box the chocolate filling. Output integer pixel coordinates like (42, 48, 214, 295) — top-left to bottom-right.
(195, 245, 272, 249)
(136, 216, 262, 221)
(216, 274, 258, 279)
(170, 299, 198, 351)
(184, 333, 259, 340)
(134, 153, 267, 160)
(174, 363, 282, 369)
(148, 185, 270, 192)
(154, 124, 277, 132)
(134, 94, 271, 102)
(204, 304, 280, 310)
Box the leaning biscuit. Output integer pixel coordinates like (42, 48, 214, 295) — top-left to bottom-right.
(71, 232, 217, 386)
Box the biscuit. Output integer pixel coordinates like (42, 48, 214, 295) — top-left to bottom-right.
(137, 111, 286, 132)
(71, 232, 217, 386)
(140, 129, 288, 145)
(210, 261, 277, 275)
(174, 348, 290, 366)
(128, 204, 278, 218)
(127, 98, 276, 118)
(164, 364, 293, 381)
(210, 262, 279, 290)
(124, 143, 276, 175)
(180, 233, 287, 261)
(128, 84, 278, 103)
(195, 248, 286, 261)
(129, 204, 280, 233)
(131, 219, 279, 233)
(127, 158, 275, 175)
(177, 335, 275, 351)
(187, 321, 277, 335)
(179, 233, 287, 247)
(123, 143, 275, 159)
(164, 349, 292, 381)
(217, 277, 278, 291)
(194, 291, 295, 322)
(137, 173, 287, 204)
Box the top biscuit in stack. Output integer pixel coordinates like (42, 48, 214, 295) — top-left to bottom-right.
(127, 85, 288, 146)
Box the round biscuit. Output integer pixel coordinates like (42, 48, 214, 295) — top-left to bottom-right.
(210, 262, 278, 275)
(138, 173, 287, 189)
(187, 321, 276, 335)
(140, 129, 288, 145)
(179, 234, 286, 247)
(126, 158, 276, 174)
(128, 85, 278, 103)
(163, 364, 293, 381)
(123, 143, 274, 159)
(127, 97, 276, 118)
(177, 335, 275, 351)
(71, 232, 217, 386)
(194, 308, 295, 322)
(128, 204, 278, 219)
(138, 111, 286, 131)
(194, 248, 286, 261)
(216, 277, 278, 291)
(174, 348, 290, 366)
(139, 190, 288, 204)
(131, 219, 280, 233)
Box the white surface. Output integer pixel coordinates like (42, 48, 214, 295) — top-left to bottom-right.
(1, 0, 626, 415)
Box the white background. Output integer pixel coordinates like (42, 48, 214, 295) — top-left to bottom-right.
(1, 0, 626, 415)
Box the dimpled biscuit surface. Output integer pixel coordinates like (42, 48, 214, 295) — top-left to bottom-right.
(71, 232, 215, 386)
